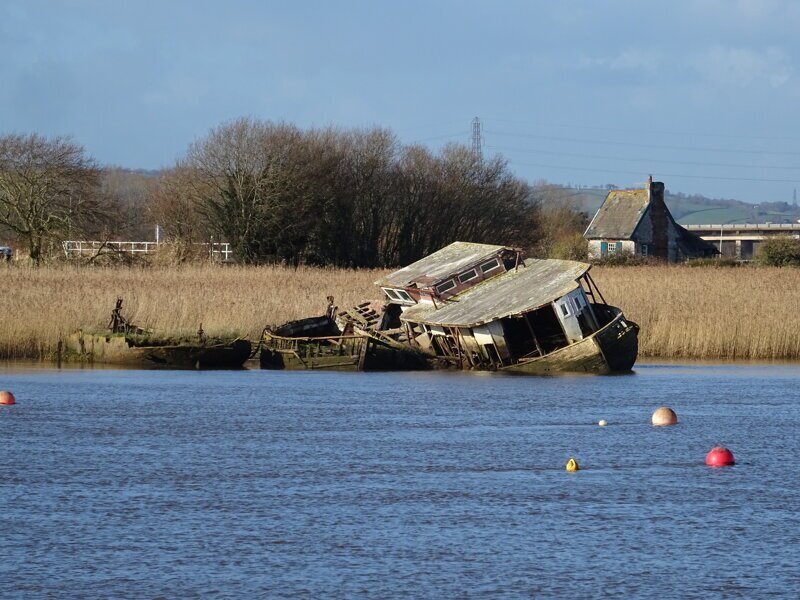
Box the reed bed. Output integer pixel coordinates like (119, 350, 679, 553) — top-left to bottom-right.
(3, 263, 800, 361)
(0, 264, 383, 359)
(592, 265, 800, 360)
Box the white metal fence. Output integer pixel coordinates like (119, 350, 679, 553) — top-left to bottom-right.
(62, 241, 234, 261)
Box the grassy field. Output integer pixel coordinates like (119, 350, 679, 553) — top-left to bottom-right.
(3, 263, 800, 361)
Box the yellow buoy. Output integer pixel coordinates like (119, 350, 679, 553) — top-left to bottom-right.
(565, 457, 580, 472)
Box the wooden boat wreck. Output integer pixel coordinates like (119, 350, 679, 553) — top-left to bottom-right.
(63, 299, 252, 369)
(367, 242, 639, 374)
(259, 309, 431, 371)
(65, 331, 252, 369)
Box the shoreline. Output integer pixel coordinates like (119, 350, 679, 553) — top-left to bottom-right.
(5, 356, 800, 373)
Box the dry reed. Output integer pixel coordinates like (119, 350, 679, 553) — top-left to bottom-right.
(0, 263, 383, 359)
(592, 264, 800, 360)
(4, 263, 800, 361)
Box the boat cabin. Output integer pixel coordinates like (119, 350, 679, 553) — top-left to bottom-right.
(375, 242, 620, 370)
(375, 242, 521, 306)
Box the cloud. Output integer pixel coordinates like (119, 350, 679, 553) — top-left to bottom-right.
(578, 49, 661, 72)
(692, 46, 791, 88)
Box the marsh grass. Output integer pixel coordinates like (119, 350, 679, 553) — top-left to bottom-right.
(592, 264, 800, 359)
(4, 262, 800, 360)
(1, 264, 383, 359)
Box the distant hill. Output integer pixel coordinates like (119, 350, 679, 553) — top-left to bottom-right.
(565, 186, 800, 225)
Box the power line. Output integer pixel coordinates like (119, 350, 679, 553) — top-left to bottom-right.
(486, 129, 800, 157)
(484, 117, 800, 143)
(397, 120, 473, 135)
(409, 131, 471, 143)
(486, 145, 800, 171)
(506, 160, 800, 184)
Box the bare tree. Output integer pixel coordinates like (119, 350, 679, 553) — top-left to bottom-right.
(101, 167, 156, 239)
(343, 128, 398, 267)
(0, 133, 102, 263)
(147, 166, 208, 242)
(184, 118, 309, 263)
(173, 118, 542, 267)
(529, 181, 588, 258)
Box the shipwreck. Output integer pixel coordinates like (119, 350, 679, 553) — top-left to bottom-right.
(263, 241, 639, 374)
(259, 301, 430, 371)
(63, 298, 252, 369)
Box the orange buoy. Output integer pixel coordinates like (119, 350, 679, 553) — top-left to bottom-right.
(651, 406, 678, 426)
(0, 390, 15, 405)
(706, 446, 735, 467)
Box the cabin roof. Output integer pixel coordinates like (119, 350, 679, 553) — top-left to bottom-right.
(399, 258, 590, 327)
(375, 241, 511, 288)
(584, 188, 650, 239)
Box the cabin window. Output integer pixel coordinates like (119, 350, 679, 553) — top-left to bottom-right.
(607, 242, 617, 255)
(572, 295, 584, 312)
(641, 244, 649, 257)
(436, 279, 456, 294)
(480, 259, 500, 274)
(459, 269, 478, 284)
(385, 288, 413, 302)
(560, 302, 571, 317)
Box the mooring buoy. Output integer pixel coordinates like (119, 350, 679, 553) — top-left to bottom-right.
(651, 406, 678, 426)
(565, 457, 580, 472)
(0, 391, 16, 405)
(598, 419, 608, 427)
(706, 446, 735, 467)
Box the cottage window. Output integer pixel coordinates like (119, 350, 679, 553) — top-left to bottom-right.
(396, 290, 413, 302)
(458, 269, 478, 284)
(436, 279, 456, 294)
(641, 244, 649, 256)
(607, 242, 617, 254)
(384, 288, 400, 300)
(480, 259, 500, 274)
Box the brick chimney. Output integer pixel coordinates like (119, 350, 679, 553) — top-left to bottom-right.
(648, 178, 668, 259)
(646, 175, 664, 203)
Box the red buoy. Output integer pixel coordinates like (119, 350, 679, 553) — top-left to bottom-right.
(706, 446, 735, 467)
(0, 391, 16, 405)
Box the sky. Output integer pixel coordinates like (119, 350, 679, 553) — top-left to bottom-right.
(3, 0, 800, 203)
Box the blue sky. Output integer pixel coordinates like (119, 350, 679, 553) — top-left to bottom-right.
(2, 0, 800, 203)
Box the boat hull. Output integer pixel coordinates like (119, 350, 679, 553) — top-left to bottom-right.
(259, 332, 431, 371)
(501, 309, 638, 375)
(64, 333, 252, 369)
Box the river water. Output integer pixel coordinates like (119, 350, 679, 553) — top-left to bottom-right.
(1, 363, 799, 598)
